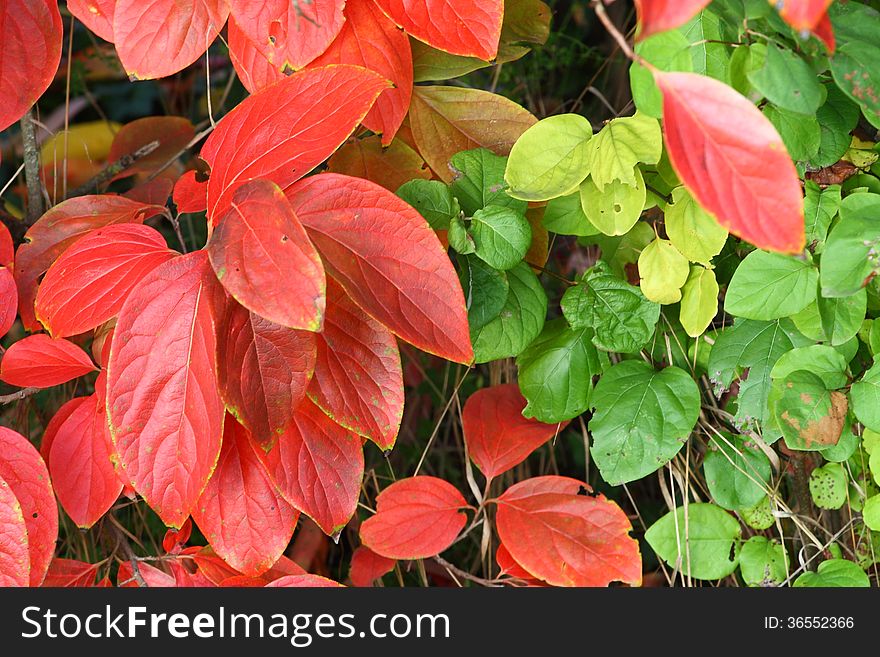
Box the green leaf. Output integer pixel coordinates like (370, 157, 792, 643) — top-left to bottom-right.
(516, 319, 604, 423)
(396, 179, 460, 230)
(739, 536, 788, 587)
(590, 361, 700, 484)
(579, 169, 646, 236)
(630, 31, 692, 118)
(747, 44, 825, 114)
(724, 251, 818, 320)
(804, 181, 841, 249)
(763, 105, 820, 163)
(504, 114, 593, 202)
(703, 434, 771, 510)
(562, 261, 660, 353)
(645, 503, 741, 580)
(821, 192, 880, 298)
(793, 559, 869, 587)
(638, 239, 689, 304)
(450, 148, 526, 216)
(769, 370, 847, 451)
(729, 43, 767, 103)
(664, 187, 728, 265)
(472, 262, 547, 363)
(470, 205, 532, 270)
(831, 41, 880, 130)
(447, 215, 475, 254)
(863, 495, 880, 531)
(587, 222, 655, 279)
(542, 192, 599, 236)
(808, 462, 848, 510)
(810, 84, 860, 168)
(818, 288, 867, 346)
(680, 9, 729, 81)
(680, 266, 719, 338)
(770, 345, 848, 390)
(850, 360, 880, 432)
(583, 112, 661, 190)
(458, 254, 508, 332)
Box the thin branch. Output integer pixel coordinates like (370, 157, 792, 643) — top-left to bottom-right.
(432, 556, 504, 587)
(66, 140, 161, 198)
(591, 0, 643, 66)
(0, 387, 40, 405)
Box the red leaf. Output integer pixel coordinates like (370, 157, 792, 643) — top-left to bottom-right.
(49, 385, 122, 529)
(0, 267, 17, 339)
(307, 279, 403, 451)
(124, 177, 174, 206)
(15, 195, 164, 331)
(217, 297, 316, 449)
(633, 0, 712, 41)
(495, 543, 544, 584)
(36, 224, 176, 338)
(350, 546, 396, 586)
(207, 179, 325, 331)
(0, 427, 57, 586)
(219, 575, 266, 587)
(812, 12, 835, 53)
(40, 397, 90, 462)
(0, 334, 96, 388)
(107, 251, 226, 528)
(257, 398, 364, 536)
(163, 518, 192, 554)
(261, 555, 308, 582)
(656, 71, 805, 253)
(359, 476, 469, 560)
(68, 0, 116, 41)
(310, 0, 413, 145)
(494, 476, 641, 587)
(108, 117, 196, 179)
(0, 222, 13, 268)
(0, 472, 29, 586)
(189, 546, 240, 585)
(0, 0, 62, 132)
(200, 65, 389, 219)
(42, 558, 99, 587)
(288, 173, 472, 364)
(265, 574, 344, 587)
(118, 561, 177, 587)
(193, 418, 299, 577)
(174, 170, 209, 214)
(112, 0, 231, 80)
(227, 0, 346, 92)
(373, 0, 502, 60)
(775, 0, 833, 30)
(462, 384, 567, 480)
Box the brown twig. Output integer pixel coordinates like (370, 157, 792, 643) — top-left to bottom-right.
(0, 387, 40, 405)
(20, 108, 44, 223)
(591, 0, 644, 66)
(66, 140, 161, 198)
(432, 555, 504, 587)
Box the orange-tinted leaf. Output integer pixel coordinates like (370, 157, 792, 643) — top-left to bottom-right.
(174, 169, 209, 213)
(350, 546, 396, 586)
(207, 180, 325, 331)
(0, 334, 96, 388)
(327, 136, 431, 192)
(310, 0, 413, 145)
(359, 476, 468, 559)
(42, 558, 99, 587)
(812, 12, 835, 53)
(266, 574, 345, 587)
(15, 195, 164, 330)
(495, 543, 544, 584)
(633, 0, 712, 41)
(113, 0, 231, 80)
(68, 0, 116, 41)
(0, 267, 17, 339)
(0, 472, 29, 586)
(409, 86, 536, 181)
(374, 0, 502, 60)
(189, 546, 240, 585)
(40, 397, 90, 462)
(107, 252, 225, 528)
(656, 71, 805, 253)
(228, 0, 346, 92)
(308, 279, 403, 451)
(118, 561, 177, 587)
(108, 117, 196, 178)
(0, 427, 57, 586)
(36, 224, 176, 338)
(200, 65, 388, 218)
(217, 297, 316, 449)
(258, 398, 363, 536)
(124, 177, 174, 206)
(462, 383, 566, 480)
(288, 173, 473, 364)
(0, 0, 62, 132)
(261, 554, 307, 582)
(775, 0, 833, 30)
(495, 476, 641, 587)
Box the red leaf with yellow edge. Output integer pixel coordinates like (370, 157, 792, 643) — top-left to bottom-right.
(775, 0, 833, 30)
(327, 136, 431, 192)
(107, 251, 226, 528)
(359, 476, 469, 560)
(68, 0, 116, 41)
(0, 0, 62, 132)
(350, 546, 396, 586)
(15, 195, 164, 331)
(113, 0, 231, 80)
(193, 418, 299, 577)
(118, 561, 177, 587)
(656, 71, 805, 253)
(310, 0, 413, 145)
(228, 0, 345, 92)
(633, 0, 712, 41)
(217, 296, 316, 449)
(42, 558, 100, 587)
(40, 397, 90, 461)
(257, 398, 363, 537)
(0, 334, 96, 388)
(0, 267, 17, 339)
(495, 476, 641, 587)
(409, 86, 536, 181)
(0, 474, 30, 587)
(373, 0, 502, 60)
(108, 117, 196, 178)
(207, 180, 325, 331)
(308, 279, 403, 451)
(288, 173, 473, 364)
(36, 223, 176, 338)
(462, 383, 567, 480)
(0, 427, 57, 586)
(200, 65, 389, 219)
(265, 574, 345, 587)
